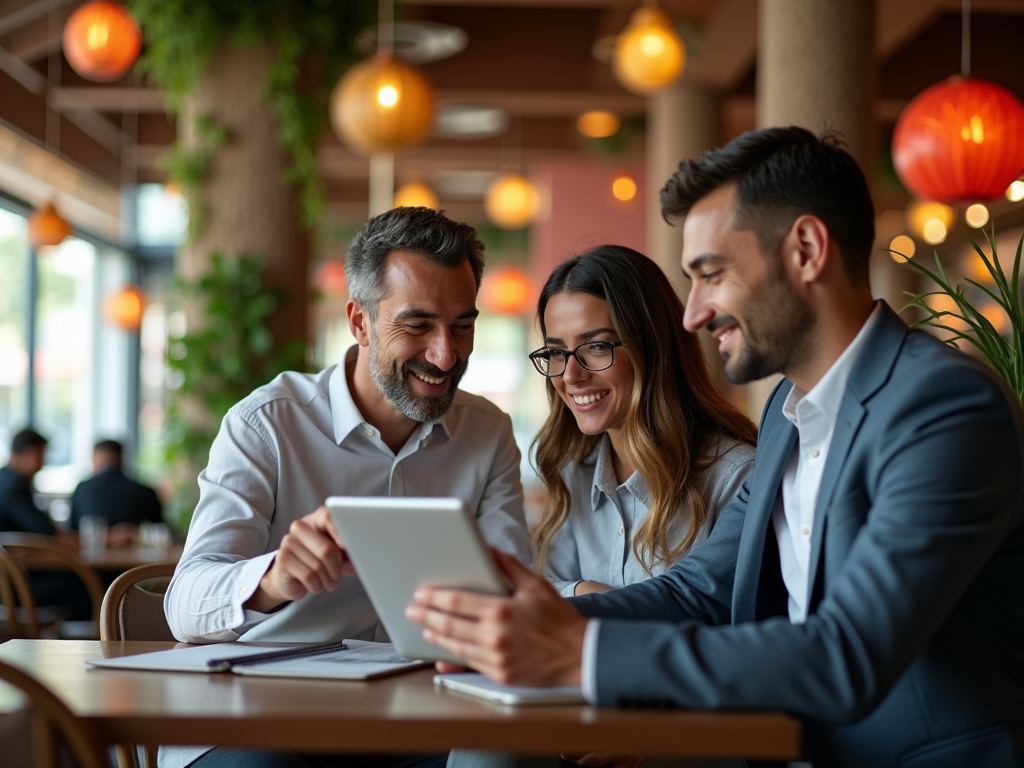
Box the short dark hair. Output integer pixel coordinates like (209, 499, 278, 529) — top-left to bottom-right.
(94, 439, 123, 456)
(345, 207, 486, 320)
(660, 126, 875, 286)
(11, 428, 47, 454)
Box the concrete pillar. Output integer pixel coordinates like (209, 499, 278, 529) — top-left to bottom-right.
(750, 0, 877, 419)
(646, 82, 728, 389)
(647, 82, 718, 294)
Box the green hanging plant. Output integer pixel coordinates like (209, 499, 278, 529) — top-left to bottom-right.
(164, 252, 308, 529)
(159, 113, 227, 242)
(127, 0, 376, 229)
(897, 227, 1024, 404)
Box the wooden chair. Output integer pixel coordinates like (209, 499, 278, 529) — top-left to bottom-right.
(0, 658, 109, 768)
(0, 534, 105, 635)
(99, 562, 177, 642)
(99, 562, 177, 768)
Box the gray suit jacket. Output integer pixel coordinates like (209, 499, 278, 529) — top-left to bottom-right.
(572, 303, 1024, 768)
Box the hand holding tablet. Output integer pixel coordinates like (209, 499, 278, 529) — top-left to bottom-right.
(326, 496, 508, 663)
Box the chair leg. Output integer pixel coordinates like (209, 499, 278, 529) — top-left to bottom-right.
(143, 744, 159, 768)
(115, 744, 141, 768)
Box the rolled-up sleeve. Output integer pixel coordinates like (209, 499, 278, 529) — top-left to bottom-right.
(164, 410, 282, 643)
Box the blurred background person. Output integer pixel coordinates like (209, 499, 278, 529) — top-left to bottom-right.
(71, 439, 163, 545)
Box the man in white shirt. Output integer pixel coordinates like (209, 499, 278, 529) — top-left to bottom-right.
(407, 127, 1024, 768)
(165, 207, 531, 768)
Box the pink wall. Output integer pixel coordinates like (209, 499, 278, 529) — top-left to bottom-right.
(529, 159, 647, 282)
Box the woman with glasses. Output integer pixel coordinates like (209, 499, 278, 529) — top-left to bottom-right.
(528, 244, 757, 598)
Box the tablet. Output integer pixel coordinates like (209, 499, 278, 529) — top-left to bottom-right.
(326, 496, 508, 663)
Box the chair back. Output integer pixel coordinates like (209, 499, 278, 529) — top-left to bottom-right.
(0, 545, 40, 639)
(100, 562, 177, 642)
(0, 659, 108, 768)
(0, 534, 105, 628)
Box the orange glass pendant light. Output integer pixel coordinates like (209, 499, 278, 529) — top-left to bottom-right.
(105, 285, 147, 331)
(62, 1, 142, 82)
(28, 202, 72, 248)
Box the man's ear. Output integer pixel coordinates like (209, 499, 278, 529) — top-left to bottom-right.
(785, 214, 831, 284)
(347, 299, 371, 347)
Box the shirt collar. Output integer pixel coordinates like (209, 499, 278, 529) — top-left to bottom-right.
(589, 434, 650, 510)
(783, 301, 882, 429)
(328, 344, 452, 446)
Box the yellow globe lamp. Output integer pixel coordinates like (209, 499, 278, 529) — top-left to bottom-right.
(28, 202, 72, 248)
(965, 203, 990, 228)
(577, 111, 620, 139)
(906, 201, 955, 245)
(330, 54, 434, 155)
(612, 174, 637, 201)
(105, 285, 146, 332)
(613, 7, 685, 95)
(485, 174, 541, 230)
(1006, 180, 1024, 202)
(394, 181, 439, 210)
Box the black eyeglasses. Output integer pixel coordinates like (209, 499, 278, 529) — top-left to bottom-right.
(528, 340, 624, 377)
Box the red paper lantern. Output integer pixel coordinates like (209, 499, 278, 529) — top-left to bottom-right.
(480, 266, 534, 315)
(893, 76, 1024, 203)
(62, 1, 141, 82)
(105, 285, 146, 331)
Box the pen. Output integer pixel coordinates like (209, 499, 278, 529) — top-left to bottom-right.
(207, 641, 349, 671)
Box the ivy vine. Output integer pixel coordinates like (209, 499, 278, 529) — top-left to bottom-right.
(127, 0, 377, 229)
(159, 113, 227, 241)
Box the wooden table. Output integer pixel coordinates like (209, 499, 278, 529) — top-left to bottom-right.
(0, 640, 801, 760)
(78, 544, 183, 571)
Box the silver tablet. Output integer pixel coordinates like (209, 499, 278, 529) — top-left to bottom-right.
(326, 496, 508, 663)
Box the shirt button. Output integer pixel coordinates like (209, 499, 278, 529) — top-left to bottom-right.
(809, 448, 820, 458)
(237, 587, 247, 597)
(801, 525, 811, 536)
(617, 525, 624, 536)
(365, 427, 376, 437)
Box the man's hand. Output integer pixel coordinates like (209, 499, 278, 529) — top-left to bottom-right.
(574, 581, 612, 596)
(405, 549, 588, 686)
(245, 505, 355, 613)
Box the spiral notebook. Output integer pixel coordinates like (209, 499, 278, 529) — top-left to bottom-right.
(87, 639, 429, 680)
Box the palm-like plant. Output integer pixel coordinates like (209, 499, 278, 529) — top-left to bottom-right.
(897, 228, 1024, 404)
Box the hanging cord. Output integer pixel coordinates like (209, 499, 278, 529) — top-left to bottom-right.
(961, 0, 971, 77)
(378, 0, 394, 56)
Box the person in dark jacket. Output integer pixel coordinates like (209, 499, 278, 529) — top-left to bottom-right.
(0, 428, 55, 535)
(70, 440, 163, 533)
(0, 428, 91, 620)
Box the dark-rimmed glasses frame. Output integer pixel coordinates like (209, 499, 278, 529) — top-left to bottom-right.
(528, 340, 624, 377)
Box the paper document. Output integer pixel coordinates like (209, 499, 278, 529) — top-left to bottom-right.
(434, 673, 585, 706)
(88, 640, 429, 680)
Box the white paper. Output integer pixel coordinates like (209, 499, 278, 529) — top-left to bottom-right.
(434, 673, 585, 706)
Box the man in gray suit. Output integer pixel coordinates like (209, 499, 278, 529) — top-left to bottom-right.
(408, 127, 1024, 767)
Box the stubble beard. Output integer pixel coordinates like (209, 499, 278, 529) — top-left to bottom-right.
(721, 261, 815, 385)
(368, 329, 467, 422)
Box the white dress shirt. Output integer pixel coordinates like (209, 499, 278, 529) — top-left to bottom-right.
(772, 302, 880, 622)
(162, 347, 530, 767)
(581, 303, 881, 701)
(545, 434, 754, 596)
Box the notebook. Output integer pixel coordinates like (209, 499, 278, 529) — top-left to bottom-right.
(434, 673, 585, 705)
(87, 639, 429, 680)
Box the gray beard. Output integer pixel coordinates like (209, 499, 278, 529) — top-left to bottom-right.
(368, 332, 467, 422)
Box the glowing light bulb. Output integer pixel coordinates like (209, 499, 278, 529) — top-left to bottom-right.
(612, 175, 637, 201)
(377, 85, 398, 107)
(889, 235, 916, 261)
(965, 203, 989, 228)
(87, 21, 109, 50)
(1006, 180, 1024, 202)
(577, 111, 620, 139)
(922, 219, 948, 244)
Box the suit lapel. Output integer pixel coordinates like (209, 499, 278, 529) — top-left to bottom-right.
(806, 303, 908, 594)
(733, 388, 798, 623)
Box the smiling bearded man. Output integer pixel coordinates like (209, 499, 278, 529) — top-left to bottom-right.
(163, 206, 531, 768)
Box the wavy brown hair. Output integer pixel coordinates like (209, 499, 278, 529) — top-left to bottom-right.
(531, 245, 757, 575)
